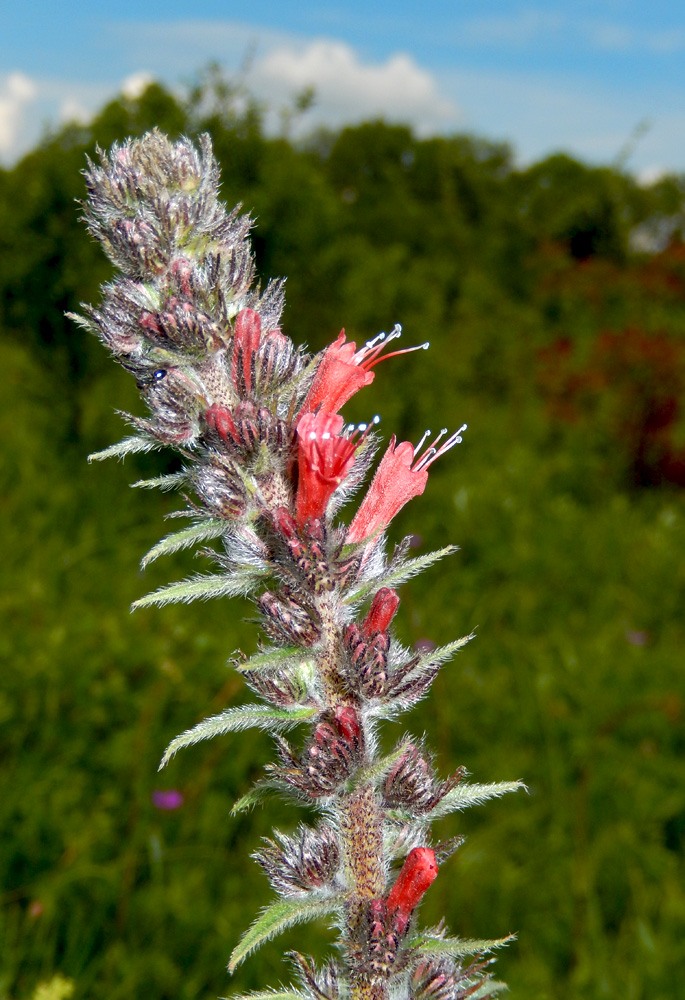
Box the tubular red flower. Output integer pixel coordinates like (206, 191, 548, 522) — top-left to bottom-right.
(347, 426, 466, 544)
(304, 326, 428, 414)
(385, 846, 438, 918)
(346, 437, 425, 543)
(304, 331, 374, 414)
(296, 411, 357, 527)
(231, 308, 261, 395)
(363, 587, 400, 637)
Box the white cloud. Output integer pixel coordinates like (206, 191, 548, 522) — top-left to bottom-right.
(252, 39, 459, 134)
(0, 72, 155, 164)
(0, 72, 37, 156)
(636, 165, 668, 187)
(121, 72, 156, 100)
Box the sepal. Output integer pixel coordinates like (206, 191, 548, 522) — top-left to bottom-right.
(253, 822, 341, 895)
(288, 953, 340, 1000)
(410, 955, 499, 1000)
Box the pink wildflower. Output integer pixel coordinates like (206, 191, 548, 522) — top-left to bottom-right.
(304, 326, 428, 414)
(347, 425, 467, 543)
(295, 411, 357, 527)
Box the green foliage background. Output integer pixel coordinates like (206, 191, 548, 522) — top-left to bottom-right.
(1, 78, 684, 1000)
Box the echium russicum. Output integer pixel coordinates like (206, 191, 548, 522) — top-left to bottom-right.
(73, 129, 524, 1000)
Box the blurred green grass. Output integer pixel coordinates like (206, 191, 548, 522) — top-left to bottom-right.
(1, 77, 684, 1000)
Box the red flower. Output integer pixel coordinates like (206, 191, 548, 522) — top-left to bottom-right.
(385, 846, 438, 919)
(232, 308, 261, 395)
(347, 425, 466, 544)
(363, 588, 400, 636)
(296, 411, 357, 527)
(304, 326, 428, 414)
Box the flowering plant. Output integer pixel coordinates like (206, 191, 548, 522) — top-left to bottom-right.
(73, 130, 522, 1000)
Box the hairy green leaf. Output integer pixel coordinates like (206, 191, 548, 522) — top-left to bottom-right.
(347, 546, 458, 604)
(88, 435, 163, 462)
(231, 779, 279, 815)
(228, 895, 343, 972)
(159, 705, 317, 768)
(411, 932, 516, 958)
(141, 519, 228, 568)
(353, 737, 415, 789)
(132, 471, 188, 491)
(471, 980, 508, 998)
(428, 780, 526, 818)
(418, 634, 475, 667)
(220, 991, 307, 1000)
(234, 646, 313, 673)
(131, 570, 261, 610)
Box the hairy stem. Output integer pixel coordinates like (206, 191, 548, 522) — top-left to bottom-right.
(339, 784, 386, 1000)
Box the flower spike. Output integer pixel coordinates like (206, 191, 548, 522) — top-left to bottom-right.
(76, 130, 517, 1000)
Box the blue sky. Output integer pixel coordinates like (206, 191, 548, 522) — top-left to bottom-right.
(2, 1, 685, 178)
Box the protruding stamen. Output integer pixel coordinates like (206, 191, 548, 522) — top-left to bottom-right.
(414, 424, 467, 471)
(345, 414, 381, 446)
(413, 429, 432, 457)
(354, 326, 400, 366)
(365, 341, 430, 370)
(362, 330, 391, 353)
(415, 448, 436, 469)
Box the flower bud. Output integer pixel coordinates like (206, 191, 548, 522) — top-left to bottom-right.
(363, 587, 400, 637)
(385, 847, 438, 918)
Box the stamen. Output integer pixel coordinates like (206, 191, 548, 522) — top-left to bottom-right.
(415, 447, 436, 469)
(362, 330, 390, 353)
(355, 324, 404, 370)
(345, 414, 381, 445)
(414, 424, 467, 471)
(413, 429, 432, 457)
(364, 341, 429, 370)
